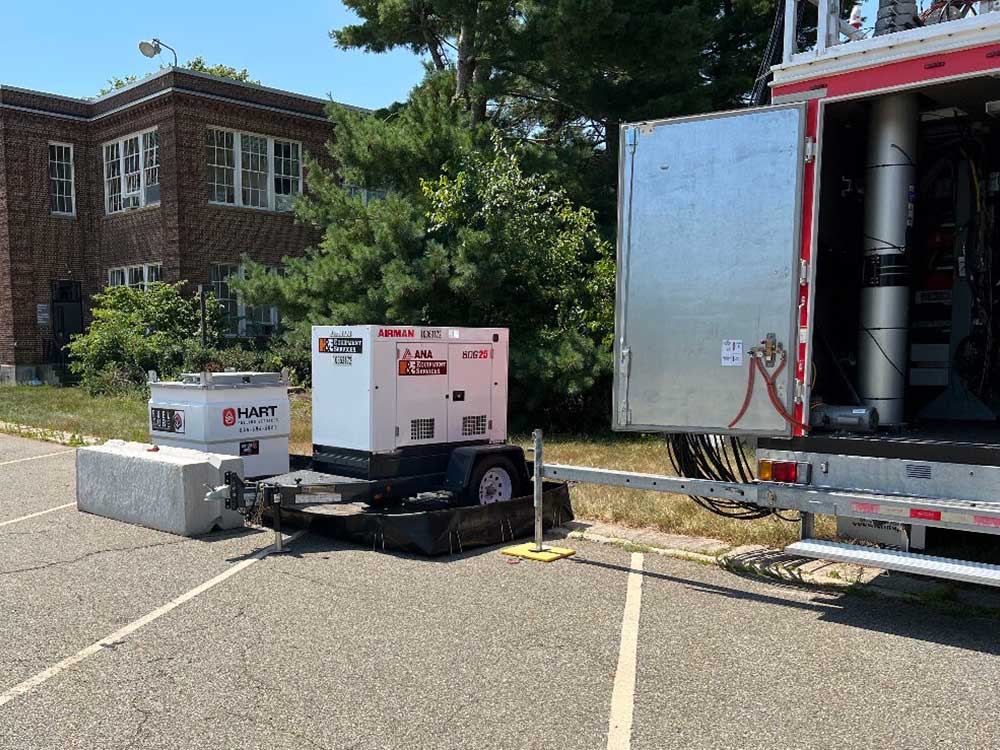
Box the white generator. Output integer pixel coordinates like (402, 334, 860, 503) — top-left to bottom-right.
(213, 326, 524, 510)
(312, 325, 508, 459)
(148, 371, 291, 478)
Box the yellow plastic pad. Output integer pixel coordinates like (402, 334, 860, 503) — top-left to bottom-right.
(501, 542, 576, 563)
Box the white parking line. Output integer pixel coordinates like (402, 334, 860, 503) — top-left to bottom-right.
(0, 503, 76, 528)
(0, 529, 307, 708)
(607, 552, 644, 750)
(0, 450, 74, 468)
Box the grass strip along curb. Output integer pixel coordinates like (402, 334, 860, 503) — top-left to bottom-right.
(0, 420, 101, 446)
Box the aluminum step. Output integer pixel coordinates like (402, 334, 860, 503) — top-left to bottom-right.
(786, 539, 1000, 588)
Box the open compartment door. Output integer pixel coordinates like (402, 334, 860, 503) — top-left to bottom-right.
(614, 103, 809, 436)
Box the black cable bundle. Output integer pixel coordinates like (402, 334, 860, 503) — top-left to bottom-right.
(666, 433, 790, 520)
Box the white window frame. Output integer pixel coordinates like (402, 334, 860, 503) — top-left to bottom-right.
(346, 185, 387, 206)
(48, 142, 76, 216)
(107, 263, 163, 291)
(210, 263, 280, 338)
(103, 127, 160, 215)
(206, 127, 303, 212)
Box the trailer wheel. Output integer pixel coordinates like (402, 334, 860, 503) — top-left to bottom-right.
(468, 457, 517, 505)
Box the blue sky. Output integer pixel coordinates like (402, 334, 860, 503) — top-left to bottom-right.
(0, 0, 428, 109)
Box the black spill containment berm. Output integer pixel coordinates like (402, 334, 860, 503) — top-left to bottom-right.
(284, 482, 572, 556)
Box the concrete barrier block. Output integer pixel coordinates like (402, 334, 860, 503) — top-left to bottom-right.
(77, 440, 245, 536)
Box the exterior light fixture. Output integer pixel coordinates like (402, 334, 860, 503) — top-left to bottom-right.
(138, 38, 178, 67)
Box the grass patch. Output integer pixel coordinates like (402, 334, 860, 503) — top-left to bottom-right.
(289, 393, 312, 455)
(0, 386, 829, 547)
(0, 386, 149, 442)
(0, 385, 318, 453)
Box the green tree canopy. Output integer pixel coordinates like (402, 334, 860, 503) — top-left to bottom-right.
(239, 3, 780, 427)
(239, 77, 613, 424)
(335, 1, 777, 222)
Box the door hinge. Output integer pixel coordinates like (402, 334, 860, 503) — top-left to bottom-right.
(804, 136, 817, 164)
(395, 426, 399, 437)
(794, 379, 805, 405)
(625, 126, 638, 153)
(619, 346, 632, 378)
(617, 347, 632, 425)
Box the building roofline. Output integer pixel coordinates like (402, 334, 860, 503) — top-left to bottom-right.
(0, 84, 91, 106)
(0, 66, 369, 120)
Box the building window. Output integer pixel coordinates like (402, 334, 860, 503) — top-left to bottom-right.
(104, 143, 122, 213)
(210, 263, 241, 337)
(240, 134, 269, 208)
(143, 131, 160, 204)
(107, 263, 162, 290)
(103, 128, 160, 215)
(273, 140, 301, 211)
(206, 129, 236, 204)
(210, 264, 279, 337)
(206, 128, 302, 212)
(346, 185, 387, 206)
(48, 143, 76, 216)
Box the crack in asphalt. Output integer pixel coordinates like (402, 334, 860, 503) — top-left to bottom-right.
(0, 538, 190, 576)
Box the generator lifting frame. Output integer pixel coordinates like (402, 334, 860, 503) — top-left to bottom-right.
(527, 430, 1000, 587)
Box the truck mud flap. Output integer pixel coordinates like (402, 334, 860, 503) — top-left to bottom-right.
(307, 482, 572, 556)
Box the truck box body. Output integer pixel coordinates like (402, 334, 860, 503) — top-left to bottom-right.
(613, 10, 1000, 542)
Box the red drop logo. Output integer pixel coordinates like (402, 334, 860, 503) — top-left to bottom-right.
(222, 408, 236, 427)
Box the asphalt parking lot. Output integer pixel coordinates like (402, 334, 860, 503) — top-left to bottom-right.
(2, 432, 1000, 749)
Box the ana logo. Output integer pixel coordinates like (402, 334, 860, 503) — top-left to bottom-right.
(222, 408, 236, 427)
(400, 348, 435, 359)
(378, 328, 415, 338)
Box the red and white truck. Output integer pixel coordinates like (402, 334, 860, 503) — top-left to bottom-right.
(532, 0, 1000, 586)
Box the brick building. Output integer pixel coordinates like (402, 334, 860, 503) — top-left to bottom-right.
(0, 67, 354, 384)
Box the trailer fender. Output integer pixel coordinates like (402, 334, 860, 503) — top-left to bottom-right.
(444, 445, 529, 497)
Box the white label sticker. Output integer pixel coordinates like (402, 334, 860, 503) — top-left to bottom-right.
(721, 340, 743, 367)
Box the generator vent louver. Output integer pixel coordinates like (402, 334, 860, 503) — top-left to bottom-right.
(462, 415, 488, 436)
(410, 418, 435, 441)
(905, 464, 933, 480)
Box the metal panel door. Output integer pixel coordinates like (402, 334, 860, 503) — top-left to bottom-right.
(395, 342, 449, 447)
(447, 344, 493, 442)
(614, 103, 808, 436)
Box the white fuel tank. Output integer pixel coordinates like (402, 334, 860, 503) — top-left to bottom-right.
(148, 371, 290, 478)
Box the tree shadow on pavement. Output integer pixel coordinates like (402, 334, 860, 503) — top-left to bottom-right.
(570, 556, 1000, 656)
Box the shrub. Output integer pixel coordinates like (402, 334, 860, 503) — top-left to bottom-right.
(179, 340, 310, 386)
(68, 283, 223, 395)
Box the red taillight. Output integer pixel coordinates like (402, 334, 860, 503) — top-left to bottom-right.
(772, 461, 797, 482)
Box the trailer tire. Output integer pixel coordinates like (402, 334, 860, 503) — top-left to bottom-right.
(467, 456, 518, 505)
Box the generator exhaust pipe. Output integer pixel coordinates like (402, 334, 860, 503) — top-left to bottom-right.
(857, 92, 917, 426)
